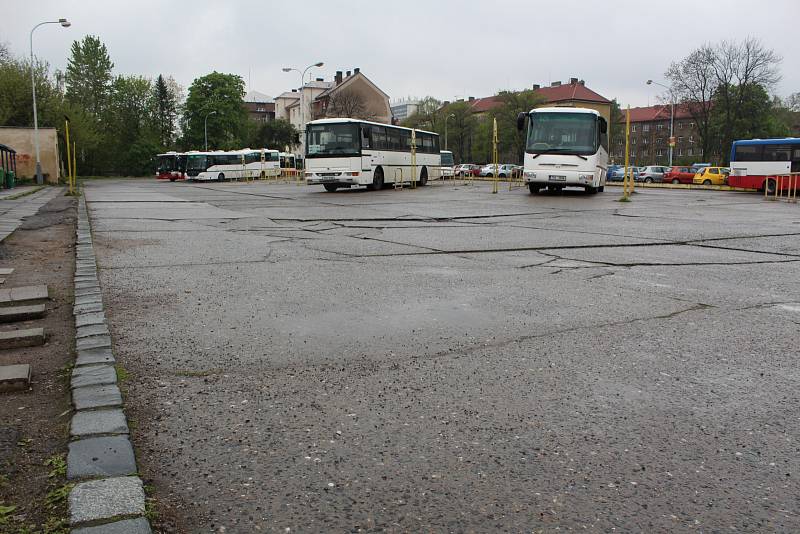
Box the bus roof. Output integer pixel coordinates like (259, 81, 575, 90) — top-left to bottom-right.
(185, 148, 278, 156)
(528, 107, 601, 116)
(440, 150, 453, 154)
(732, 137, 800, 146)
(156, 152, 183, 157)
(307, 118, 437, 136)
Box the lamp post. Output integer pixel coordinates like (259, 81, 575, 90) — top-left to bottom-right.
(646, 79, 675, 166)
(444, 113, 455, 151)
(282, 62, 324, 151)
(30, 18, 71, 185)
(204, 110, 217, 151)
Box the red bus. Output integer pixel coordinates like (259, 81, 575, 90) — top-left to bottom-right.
(155, 152, 187, 181)
(728, 138, 800, 193)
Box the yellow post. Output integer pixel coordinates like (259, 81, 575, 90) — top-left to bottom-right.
(492, 117, 499, 194)
(622, 106, 631, 200)
(72, 142, 77, 185)
(64, 118, 73, 194)
(411, 130, 417, 189)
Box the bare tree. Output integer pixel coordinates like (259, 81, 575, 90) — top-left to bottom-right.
(666, 37, 782, 161)
(325, 89, 376, 120)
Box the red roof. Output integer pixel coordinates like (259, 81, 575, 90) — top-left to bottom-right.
(467, 82, 610, 114)
(534, 83, 610, 104)
(623, 104, 694, 123)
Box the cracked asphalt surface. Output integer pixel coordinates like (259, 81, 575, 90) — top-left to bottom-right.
(86, 179, 800, 532)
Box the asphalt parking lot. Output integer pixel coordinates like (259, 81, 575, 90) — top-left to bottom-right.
(85, 178, 800, 532)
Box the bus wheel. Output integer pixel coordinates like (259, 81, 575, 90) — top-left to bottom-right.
(598, 186, 604, 192)
(585, 186, 598, 194)
(528, 183, 541, 195)
(368, 168, 384, 190)
(218, 173, 225, 182)
(419, 167, 428, 186)
(323, 184, 338, 192)
(260, 171, 266, 180)
(765, 178, 777, 194)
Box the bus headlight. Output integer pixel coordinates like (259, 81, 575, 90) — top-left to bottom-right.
(579, 173, 594, 181)
(524, 171, 536, 178)
(345, 171, 360, 176)
(305, 171, 313, 177)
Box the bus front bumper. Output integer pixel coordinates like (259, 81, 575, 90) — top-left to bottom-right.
(524, 171, 597, 187)
(306, 171, 362, 185)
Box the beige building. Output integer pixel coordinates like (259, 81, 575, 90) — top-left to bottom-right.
(0, 127, 61, 183)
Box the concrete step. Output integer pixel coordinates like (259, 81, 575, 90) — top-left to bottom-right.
(0, 304, 46, 323)
(0, 285, 48, 305)
(0, 327, 45, 349)
(0, 363, 31, 392)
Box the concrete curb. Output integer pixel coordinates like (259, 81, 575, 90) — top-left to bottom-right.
(67, 193, 152, 533)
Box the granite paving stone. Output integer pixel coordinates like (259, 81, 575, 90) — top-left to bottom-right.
(76, 312, 106, 327)
(75, 347, 115, 367)
(0, 328, 45, 349)
(70, 409, 129, 437)
(69, 476, 145, 524)
(71, 364, 116, 389)
(76, 323, 110, 339)
(0, 304, 46, 323)
(72, 384, 123, 410)
(74, 302, 104, 315)
(76, 335, 112, 351)
(72, 517, 152, 534)
(0, 363, 31, 392)
(67, 436, 137, 479)
(75, 294, 103, 306)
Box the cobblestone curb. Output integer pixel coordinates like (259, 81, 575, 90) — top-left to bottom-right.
(67, 194, 152, 533)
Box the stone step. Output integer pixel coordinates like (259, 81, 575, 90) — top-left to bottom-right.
(0, 363, 31, 392)
(0, 304, 46, 323)
(0, 327, 45, 349)
(0, 285, 48, 304)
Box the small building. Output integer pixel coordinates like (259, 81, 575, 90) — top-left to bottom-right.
(311, 68, 391, 124)
(244, 90, 275, 123)
(613, 104, 702, 166)
(390, 99, 420, 122)
(0, 127, 60, 183)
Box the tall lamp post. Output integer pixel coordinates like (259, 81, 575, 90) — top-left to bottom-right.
(444, 113, 455, 151)
(204, 110, 217, 151)
(646, 79, 675, 166)
(30, 18, 71, 185)
(282, 62, 324, 151)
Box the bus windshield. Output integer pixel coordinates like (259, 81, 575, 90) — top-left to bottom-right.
(186, 155, 208, 171)
(527, 112, 598, 156)
(306, 123, 361, 157)
(156, 156, 174, 172)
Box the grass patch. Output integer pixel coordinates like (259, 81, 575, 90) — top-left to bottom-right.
(1, 186, 45, 200)
(115, 364, 129, 382)
(0, 503, 17, 525)
(618, 196, 631, 202)
(44, 454, 67, 479)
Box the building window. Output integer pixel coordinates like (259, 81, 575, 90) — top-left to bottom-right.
(631, 125, 637, 132)
(643, 124, 650, 132)
(656, 137, 663, 145)
(689, 122, 695, 128)
(687, 148, 693, 156)
(677, 136, 684, 144)
(641, 148, 649, 156)
(689, 136, 694, 144)
(631, 150, 637, 158)
(656, 149, 663, 156)
(678, 148, 684, 156)
(657, 123, 663, 131)
(642, 137, 648, 145)
(631, 137, 636, 145)
(678, 122, 684, 129)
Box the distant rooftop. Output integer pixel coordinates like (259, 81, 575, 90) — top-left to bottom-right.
(244, 90, 272, 103)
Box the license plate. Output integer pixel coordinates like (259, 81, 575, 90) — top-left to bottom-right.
(549, 175, 567, 181)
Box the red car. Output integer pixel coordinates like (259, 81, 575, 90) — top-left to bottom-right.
(664, 166, 695, 184)
(454, 164, 481, 177)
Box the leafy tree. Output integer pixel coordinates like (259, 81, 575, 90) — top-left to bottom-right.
(65, 35, 114, 117)
(103, 75, 159, 174)
(439, 101, 478, 164)
(250, 119, 298, 151)
(183, 71, 247, 150)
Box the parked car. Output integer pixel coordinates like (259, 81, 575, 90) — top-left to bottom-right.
(454, 164, 481, 177)
(607, 166, 638, 182)
(693, 166, 730, 186)
(664, 166, 695, 184)
(480, 164, 516, 177)
(637, 165, 670, 183)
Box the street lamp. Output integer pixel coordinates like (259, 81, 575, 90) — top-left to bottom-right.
(204, 110, 217, 151)
(282, 62, 324, 151)
(30, 18, 71, 185)
(646, 79, 675, 166)
(444, 113, 455, 151)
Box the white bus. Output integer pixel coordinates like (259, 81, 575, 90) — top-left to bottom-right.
(516, 107, 608, 195)
(185, 149, 280, 181)
(440, 150, 454, 178)
(304, 118, 442, 192)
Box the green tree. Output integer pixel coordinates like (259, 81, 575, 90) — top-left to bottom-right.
(103, 75, 159, 174)
(488, 90, 545, 163)
(439, 101, 478, 164)
(65, 35, 114, 117)
(183, 71, 247, 150)
(153, 74, 179, 148)
(250, 119, 298, 151)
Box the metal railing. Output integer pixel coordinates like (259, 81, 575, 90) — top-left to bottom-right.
(764, 173, 799, 203)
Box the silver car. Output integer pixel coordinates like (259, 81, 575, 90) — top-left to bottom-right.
(637, 165, 670, 183)
(479, 164, 516, 177)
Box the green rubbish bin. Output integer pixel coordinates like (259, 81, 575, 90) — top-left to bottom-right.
(4, 170, 14, 189)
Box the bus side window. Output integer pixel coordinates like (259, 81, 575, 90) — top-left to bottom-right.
(372, 126, 387, 150)
(387, 129, 401, 151)
(432, 134, 440, 153)
(361, 126, 371, 149)
(399, 130, 411, 151)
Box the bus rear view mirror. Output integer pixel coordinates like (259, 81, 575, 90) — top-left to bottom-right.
(516, 112, 526, 131)
(599, 118, 608, 134)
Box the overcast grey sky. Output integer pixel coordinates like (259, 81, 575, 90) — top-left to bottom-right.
(2, 0, 798, 108)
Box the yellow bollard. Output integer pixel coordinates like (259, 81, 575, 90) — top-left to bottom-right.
(621, 106, 631, 200)
(72, 142, 77, 186)
(492, 118, 499, 194)
(64, 118, 73, 195)
(411, 130, 417, 189)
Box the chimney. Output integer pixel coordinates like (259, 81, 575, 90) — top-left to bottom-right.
(346, 70, 351, 77)
(335, 71, 343, 85)
(315, 77, 323, 82)
(570, 77, 578, 84)
(578, 79, 585, 85)
(291, 89, 297, 92)
(468, 96, 474, 101)
(551, 81, 561, 87)
(354, 67, 360, 74)
(532, 84, 540, 90)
